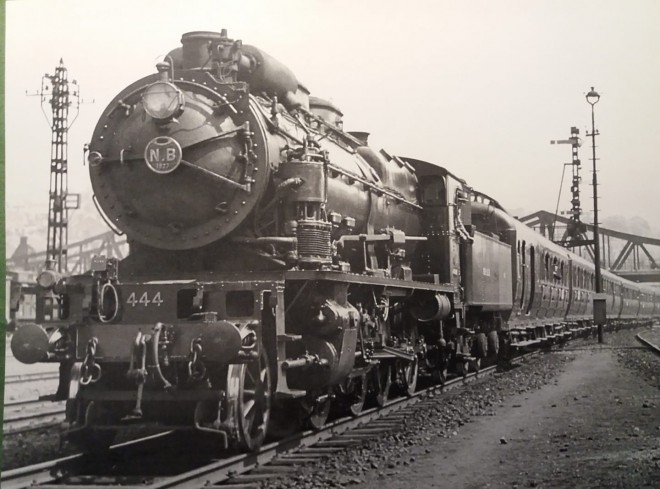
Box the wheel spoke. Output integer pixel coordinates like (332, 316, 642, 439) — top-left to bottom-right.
(246, 367, 257, 385)
(243, 399, 256, 416)
(245, 402, 258, 429)
(243, 389, 256, 398)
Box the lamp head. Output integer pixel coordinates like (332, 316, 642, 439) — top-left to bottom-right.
(586, 87, 600, 106)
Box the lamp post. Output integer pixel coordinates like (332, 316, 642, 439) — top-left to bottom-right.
(586, 87, 604, 343)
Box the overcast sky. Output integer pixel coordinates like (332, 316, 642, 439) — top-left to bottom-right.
(5, 0, 660, 237)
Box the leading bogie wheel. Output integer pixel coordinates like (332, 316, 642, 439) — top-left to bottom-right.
(374, 362, 392, 407)
(342, 374, 367, 416)
(396, 358, 418, 397)
(303, 389, 332, 430)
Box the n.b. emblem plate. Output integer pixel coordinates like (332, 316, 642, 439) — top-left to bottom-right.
(144, 136, 182, 174)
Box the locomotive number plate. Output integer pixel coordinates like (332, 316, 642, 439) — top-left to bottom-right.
(126, 291, 164, 307)
(144, 136, 182, 174)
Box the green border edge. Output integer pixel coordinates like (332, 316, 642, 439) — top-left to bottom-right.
(1, 0, 6, 469)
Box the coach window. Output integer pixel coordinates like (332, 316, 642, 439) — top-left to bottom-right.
(526, 245, 536, 314)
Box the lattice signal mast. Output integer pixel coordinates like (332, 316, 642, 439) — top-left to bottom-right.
(36, 59, 81, 273)
(550, 127, 587, 247)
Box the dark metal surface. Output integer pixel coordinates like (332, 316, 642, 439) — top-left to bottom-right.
(464, 231, 513, 309)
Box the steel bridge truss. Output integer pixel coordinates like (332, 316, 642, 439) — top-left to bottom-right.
(7, 231, 128, 276)
(521, 210, 660, 283)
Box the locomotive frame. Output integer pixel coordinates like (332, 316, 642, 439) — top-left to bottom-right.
(12, 29, 660, 453)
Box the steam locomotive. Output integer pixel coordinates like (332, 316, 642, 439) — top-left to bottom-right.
(12, 30, 659, 453)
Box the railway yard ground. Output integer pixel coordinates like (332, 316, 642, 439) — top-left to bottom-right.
(2, 326, 659, 488)
(256, 326, 659, 489)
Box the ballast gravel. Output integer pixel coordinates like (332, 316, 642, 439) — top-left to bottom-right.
(261, 347, 574, 488)
(258, 327, 659, 489)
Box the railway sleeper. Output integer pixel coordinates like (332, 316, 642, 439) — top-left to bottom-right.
(250, 465, 298, 474)
(218, 484, 261, 489)
(315, 439, 363, 447)
(273, 454, 327, 461)
(298, 447, 346, 454)
(270, 458, 325, 466)
(227, 473, 285, 483)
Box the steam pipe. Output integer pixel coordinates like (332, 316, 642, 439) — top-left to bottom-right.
(232, 237, 297, 246)
(282, 356, 329, 370)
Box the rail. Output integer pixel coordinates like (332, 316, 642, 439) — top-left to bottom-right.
(5, 372, 60, 384)
(635, 333, 660, 356)
(3, 399, 66, 435)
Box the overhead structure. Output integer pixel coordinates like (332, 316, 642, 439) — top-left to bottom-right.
(550, 127, 588, 246)
(6, 231, 128, 275)
(37, 59, 81, 273)
(521, 210, 660, 283)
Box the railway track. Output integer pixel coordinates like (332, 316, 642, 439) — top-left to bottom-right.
(1, 352, 535, 489)
(635, 332, 660, 356)
(0, 432, 174, 489)
(5, 372, 60, 384)
(3, 399, 66, 435)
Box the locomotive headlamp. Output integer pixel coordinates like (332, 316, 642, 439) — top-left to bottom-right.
(142, 81, 185, 121)
(37, 269, 61, 290)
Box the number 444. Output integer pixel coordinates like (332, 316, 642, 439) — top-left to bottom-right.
(126, 291, 164, 307)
